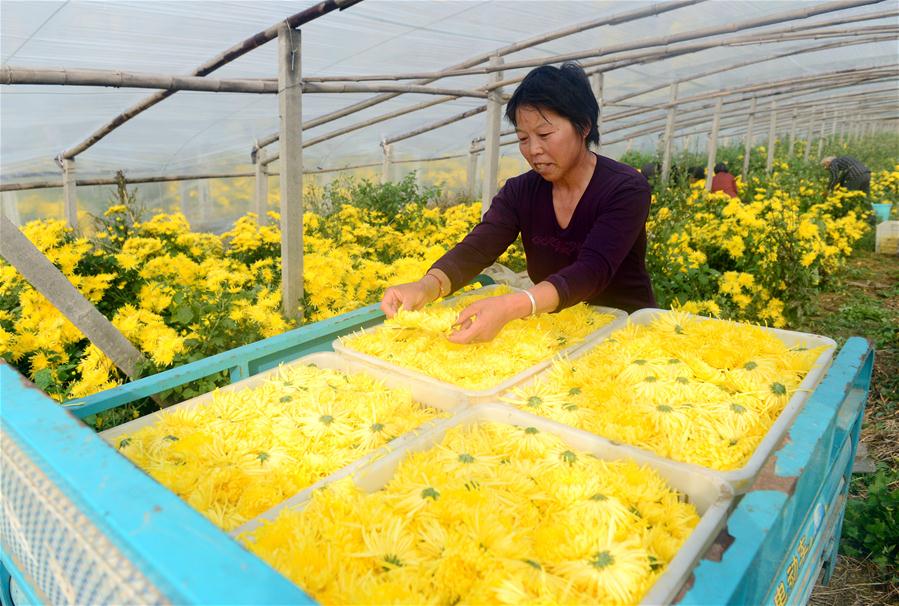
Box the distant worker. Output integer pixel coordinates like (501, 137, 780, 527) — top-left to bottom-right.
(822, 156, 871, 195)
(640, 162, 659, 181)
(710, 162, 739, 198)
(687, 166, 705, 184)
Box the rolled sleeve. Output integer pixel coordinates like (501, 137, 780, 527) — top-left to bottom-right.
(430, 180, 521, 293)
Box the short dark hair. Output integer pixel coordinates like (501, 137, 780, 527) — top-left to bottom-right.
(714, 162, 728, 174)
(505, 62, 599, 148)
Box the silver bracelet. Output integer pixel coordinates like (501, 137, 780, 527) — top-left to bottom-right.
(521, 289, 537, 317)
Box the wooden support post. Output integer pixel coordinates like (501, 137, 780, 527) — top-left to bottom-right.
(0, 214, 145, 380)
(481, 54, 504, 216)
(625, 138, 633, 154)
(817, 111, 828, 161)
(766, 100, 777, 174)
(278, 24, 303, 321)
(467, 144, 479, 199)
(254, 148, 269, 225)
(660, 83, 678, 185)
(705, 97, 723, 192)
(381, 141, 393, 183)
(591, 72, 604, 154)
(830, 111, 838, 140)
(742, 97, 757, 177)
(62, 158, 77, 230)
(788, 107, 798, 156)
(683, 134, 693, 154)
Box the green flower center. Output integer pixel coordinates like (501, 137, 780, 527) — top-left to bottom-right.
(590, 550, 615, 570)
(421, 487, 440, 500)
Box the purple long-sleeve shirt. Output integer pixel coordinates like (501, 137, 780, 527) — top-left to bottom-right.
(431, 154, 656, 312)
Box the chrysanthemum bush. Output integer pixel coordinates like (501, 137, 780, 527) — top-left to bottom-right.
(0, 174, 512, 404)
(244, 421, 699, 605)
(645, 146, 890, 326)
(1, 145, 892, 403)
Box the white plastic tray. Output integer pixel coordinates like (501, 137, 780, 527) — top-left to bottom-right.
(333, 284, 628, 404)
(505, 308, 837, 494)
(99, 351, 466, 444)
(236, 403, 733, 606)
(99, 352, 460, 516)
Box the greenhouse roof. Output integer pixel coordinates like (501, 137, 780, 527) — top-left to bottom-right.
(1, 0, 897, 184)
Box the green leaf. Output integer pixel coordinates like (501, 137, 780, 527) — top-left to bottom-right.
(33, 368, 53, 390)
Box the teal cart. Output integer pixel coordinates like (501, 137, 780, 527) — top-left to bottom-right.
(0, 297, 874, 605)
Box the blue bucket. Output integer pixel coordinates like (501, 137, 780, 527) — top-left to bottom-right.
(872, 203, 893, 223)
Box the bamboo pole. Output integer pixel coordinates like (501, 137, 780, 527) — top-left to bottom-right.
(254, 148, 269, 225)
(482, 55, 504, 216)
(384, 106, 487, 146)
(766, 100, 778, 174)
(705, 97, 723, 192)
(266, 29, 893, 168)
(0, 192, 21, 227)
(300, 31, 893, 160)
(788, 108, 798, 156)
(60, 0, 360, 160)
(254, 0, 701, 151)
(603, 96, 898, 148)
(596, 69, 896, 148)
(613, 104, 897, 149)
(278, 25, 303, 321)
(0, 214, 146, 380)
(1, 66, 492, 98)
(660, 83, 679, 184)
(2, 66, 279, 93)
(591, 72, 605, 154)
(62, 159, 77, 230)
(198, 178, 210, 223)
(804, 109, 815, 162)
(262, 95, 458, 167)
(381, 142, 393, 183)
(603, 24, 897, 107)
(743, 98, 758, 177)
(479, 0, 885, 84)
(818, 110, 828, 160)
(467, 144, 479, 199)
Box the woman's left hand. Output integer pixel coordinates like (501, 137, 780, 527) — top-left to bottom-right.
(447, 294, 527, 344)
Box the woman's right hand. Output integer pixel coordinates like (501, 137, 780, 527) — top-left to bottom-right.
(380, 277, 439, 318)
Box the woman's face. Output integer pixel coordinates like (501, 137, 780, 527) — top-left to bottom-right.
(515, 106, 587, 182)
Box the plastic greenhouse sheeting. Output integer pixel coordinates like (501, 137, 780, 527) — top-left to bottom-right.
(1, 0, 897, 184)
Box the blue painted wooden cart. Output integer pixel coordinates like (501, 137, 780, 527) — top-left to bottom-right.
(0, 297, 874, 605)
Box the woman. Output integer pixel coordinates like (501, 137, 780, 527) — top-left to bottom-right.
(710, 162, 739, 198)
(380, 62, 655, 343)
